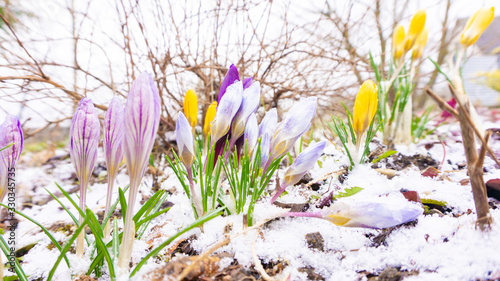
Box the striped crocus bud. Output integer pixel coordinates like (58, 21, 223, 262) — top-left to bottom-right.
(0, 115, 24, 170)
(203, 101, 217, 137)
(258, 108, 278, 139)
(259, 132, 271, 167)
(269, 97, 317, 162)
(69, 97, 100, 257)
(217, 64, 240, 104)
(210, 81, 243, 146)
(460, 7, 494, 47)
(119, 72, 161, 268)
(230, 82, 261, 143)
(103, 97, 124, 182)
(243, 113, 258, 156)
(183, 89, 198, 128)
(270, 141, 326, 204)
(176, 112, 195, 168)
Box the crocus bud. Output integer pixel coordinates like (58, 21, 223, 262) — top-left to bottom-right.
(70, 97, 100, 257)
(230, 82, 261, 141)
(119, 72, 161, 268)
(404, 10, 426, 52)
(324, 198, 423, 229)
(103, 97, 124, 180)
(218, 64, 240, 104)
(203, 101, 217, 137)
(392, 25, 406, 61)
(352, 80, 378, 140)
(259, 132, 271, 167)
(242, 77, 253, 89)
(270, 141, 326, 204)
(183, 89, 198, 128)
(258, 108, 278, 139)
(176, 112, 195, 168)
(0, 115, 23, 170)
(412, 27, 428, 59)
(269, 97, 317, 161)
(70, 98, 100, 191)
(211, 81, 243, 145)
(460, 7, 494, 47)
(244, 113, 258, 156)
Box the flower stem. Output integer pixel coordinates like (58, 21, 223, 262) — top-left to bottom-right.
(76, 179, 88, 257)
(187, 167, 203, 217)
(270, 182, 287, 204)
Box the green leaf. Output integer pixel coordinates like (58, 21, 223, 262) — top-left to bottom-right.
(118, 187, 127, 225)
(421, 199, 447, 206)
(332, 187, 364, 200)
(0, 143, 13, 152)
(0, 236, 28, 281)
(85, 209, 115, 279)
(372, 150, 397, 163)
(149, 153, 155, 168)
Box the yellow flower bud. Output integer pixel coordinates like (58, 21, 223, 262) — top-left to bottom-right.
(412, 27, 428, 59)
(353, 80, 378, 140)
(183, 89, 198, 128)
(203, 101, 217, 136)
(404, 10, 426, 53)
(460, 7, 494, 47)
(392, 25, 406, 61)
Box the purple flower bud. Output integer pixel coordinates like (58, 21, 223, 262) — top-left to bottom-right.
(70, 98, 100, 190)
(123, 72, 161, 188)
(103, 97, 124, 180)
(217, 64, 240, 104)
(270, 141, 325, 204)
(242, 77, 253, 89)
(211, 81, 243, 145)
(0, 115, 24, 169)
(323, 198, 423, 229)
(231, 82, 261, 141)
(176, 112, 195, 168)
(244, 113, 258, 156)
(269, 97, 317, 161)
(259, 132, 271, 167)
(258, 108, 278, 139)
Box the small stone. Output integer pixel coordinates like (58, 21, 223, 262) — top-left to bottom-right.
(377, 267, 401, 281)
(305, 232, 324, 251)
(486, 179, 500, 200)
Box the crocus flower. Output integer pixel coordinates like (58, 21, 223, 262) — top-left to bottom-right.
(286, 197, 423, 229)
(258, 108, 278, 139)
(103, 97, 124, 240)
(218, 64, 239, 104)
(0, 158, 6, 203)
(0, 115, 24, 170)
(268, 97, 317, 164)
(242, 77, 253, 89)
(352, 80, 378, 142)
(210, 81, 243, 146)
(259, 132, 271, 168)
(119, 72, 161, 269)
(404, 10, 426, 52)
(412, 27, 428, 59)
(203, 101, 217, 137)
(460, 7, 494, 47)
(230, 82, 261, 147)
(392, 24, 406, 61)
(243, 113, 258, 156)
(69, 97, 100, 257)
(270, 141, 326, 204)
(176, 112, 202, 216)
(183, 89, 198, 128)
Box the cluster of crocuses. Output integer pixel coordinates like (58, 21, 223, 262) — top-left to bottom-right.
(174, 64, 326, 223)
(69, 72, 160, 269)
(0, 115, 24, 203)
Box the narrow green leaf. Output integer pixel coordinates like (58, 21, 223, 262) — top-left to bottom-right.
(372, 150, 397, 163)
(332, 187, 364, 200)
(0, 236, 28, 281)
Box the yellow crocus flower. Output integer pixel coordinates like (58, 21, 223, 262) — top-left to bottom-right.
(183, 89, 198, 128)
(352, 80, 378, 140)
(392, 25, 406, 61)
(412, 27, 428, 59)
(404, 10, 426, 53)
(203, 101, 217, 136)
(460, 7, 494, 47)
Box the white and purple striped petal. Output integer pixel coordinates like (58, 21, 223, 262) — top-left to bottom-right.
(230, 82, 261, 140)
(259, 132, 271, 167)
(258, 108, 278, 139)
(283, 141, 326, 186)
(176, 112, 195, 168)
(69, 98, 100, 188)
(0, 115, 24, 169)
(211, 81, 243, 145)
(0, 155, 7, 202)
(103, 97, 124, 179)
(243, 113, 258, 156)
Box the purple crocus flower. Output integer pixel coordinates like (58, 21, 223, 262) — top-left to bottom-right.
(229, 82, 261, 148)
(103, 97, 124, 239)
(119, 72, 161, 268)
(0, 115, 24, 170)
(69, 97, 100, 256)
(268, 97, 317, 163)
(242, 77, 253, 89)
(217, 64, 240, 104)
(258, 108, 278, 139)
(259, 132, 271, 167)
(243, 113, 258, 156)
(270, 141, 326, 204)
(210, 81, 243, 146)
